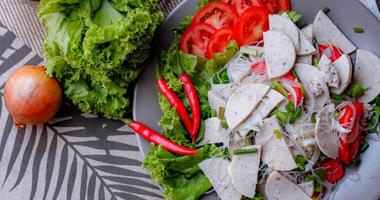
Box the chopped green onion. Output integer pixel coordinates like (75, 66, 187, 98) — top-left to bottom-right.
(218, 107, 225, 120)
(240, 46, 258, 55)
(360, 141, 370, 153)
(211, 109, 217, 118)
(334, 111, 340, 118)
(322, 7, 330, 14)
(273, 129, 283, 139)
(196, 120, 206, 144)
(331, 92, 343, 101)
(312, 56, 319, 67)
(345, 84, 365, 98)
(350, 156, 361, 166)
(301, 86, 308, 100)
(234, 148, 258, 155)
(311, 112, 317, 123)
(271, 80, 288, 96)
(354, 27, 364, 33)
(285, 11, 302, 23)
(221, 120, 228, 129)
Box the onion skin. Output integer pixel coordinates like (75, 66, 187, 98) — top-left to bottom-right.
(4, 65, 62, 128)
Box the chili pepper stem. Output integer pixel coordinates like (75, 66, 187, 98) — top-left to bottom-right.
(155, 65, 163, 80)
(120, 118, 133, 125)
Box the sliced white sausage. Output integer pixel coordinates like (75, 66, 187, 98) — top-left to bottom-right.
(225, 84, 270, 130)
(330, 54, 353, 94)
(354, 49, 380, 103)
(264, 31, 296, 79)
(212, 83, 238, 101)
(265, 171, 312, 200)
(269, 14, 300, 50)
(294, 63, 330, 112)
(255, 116, 297, 171)
(301, 24, 313, 43)
(297, 55, 312, 65)
(315, 104, 339, 159)
(313, 11, 356, 54)
(229, 145, 261, 198)
(298, 181, 314, 197)
(280, 13, 316, 56)
(199, 158, 241, 200)
(208, 91, 226, 116)
(236, 89, 286, 136)
(197, 117, 224, 147)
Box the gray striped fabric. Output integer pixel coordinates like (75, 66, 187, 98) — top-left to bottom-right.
(0, 1, 183, 199)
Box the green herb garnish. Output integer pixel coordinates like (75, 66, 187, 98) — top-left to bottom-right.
(345, 84, 365, 98)
(294, 155, 309, 171)
(331, 92, 343, 101)
(271, 80, 288, 96)
(360, 141, 370, 153)
(234, 148, 258, 155)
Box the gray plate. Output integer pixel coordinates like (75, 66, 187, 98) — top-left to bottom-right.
(133, 0, 380, 199)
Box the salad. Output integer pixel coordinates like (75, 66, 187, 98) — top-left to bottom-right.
(133, 0, 380, 200)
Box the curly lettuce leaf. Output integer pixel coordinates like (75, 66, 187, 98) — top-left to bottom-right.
(39, 0, 164, 119)
(143, 145, 220, 200)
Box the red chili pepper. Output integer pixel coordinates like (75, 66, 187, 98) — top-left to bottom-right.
(156, 78, 194, 136)
(179, 73, 201, 142)
(318, 44, 343, 62)
(125, 120, 198, 155)
(338, 102, 364, 164)
(319, 159, 345, 183)
(282, 72, 304, 106)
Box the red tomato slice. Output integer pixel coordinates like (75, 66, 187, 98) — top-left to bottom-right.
(282, 72, 304, 106)
(338, 101, 364, 164)
(222, 0, 237, 7)
(234, 6, 269, 46)
(338, 102, 364, 143)
(319, 44, 343, 62)
(206, 27, 234, 59)
(180, 23, 217, 58)
(261, 0, 290, 14)
(235, 0, 265, 14)
(192, 2, 238, 30)
(319, 159, 345, 183)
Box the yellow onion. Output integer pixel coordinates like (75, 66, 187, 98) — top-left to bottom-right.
(4, 65, 62, 128)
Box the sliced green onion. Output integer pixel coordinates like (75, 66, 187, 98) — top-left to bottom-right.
(218, 107, 225, 120)
(221, 120, 228, 129)
(354, 27, 364, 33)
(273, 109, 290, 125)
(350, 156, 361, 166)
(301, 85, 308, 100)
(271, 80, 288, 96)
(234, 148, 258, 155)
(322, 7, 330, 14)
(360, 141, 370, 153)
(375, 96, 380, 106)
(312, 56, 319, 67)
(334, 111, 340, 118)
(211, 109, 217, 118)
(240, 46, 258, 56)
(331, 92, 343, 101)
(311, 112, 317, 123)
(273, 129, 283, 139)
